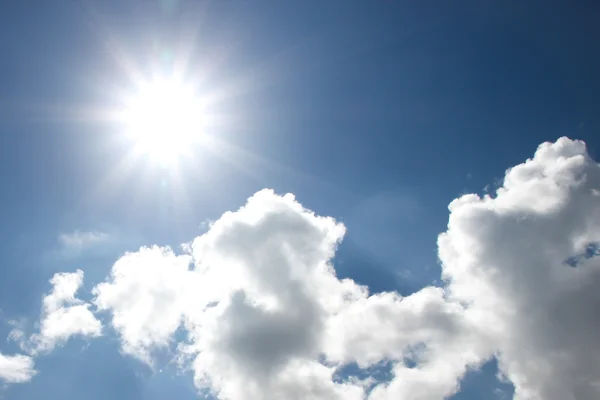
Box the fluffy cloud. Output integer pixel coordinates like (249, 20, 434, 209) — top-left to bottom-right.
(438, 137, 600, 400)
(0, 353, 35, 383)
(30, 270, 102, 353)
(92, 247, 194, 363)
(93, 190, 486, 399)
(9, 137, 599, 399)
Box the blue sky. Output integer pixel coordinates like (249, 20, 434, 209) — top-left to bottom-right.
(1, 1, 600, 399)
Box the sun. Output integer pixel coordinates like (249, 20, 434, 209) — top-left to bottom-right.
(122, 77, 205, 165)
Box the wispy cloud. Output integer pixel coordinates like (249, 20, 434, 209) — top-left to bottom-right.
(58, 230, 109, 250)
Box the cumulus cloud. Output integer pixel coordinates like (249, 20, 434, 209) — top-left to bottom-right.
(0, 353, 35, 383)
(29, 270, 102, 353)
(92, 246, 193, 363)
(9, 137, 599, 398)
(92, 189, 485, 399)
(438, 137, 600, 400)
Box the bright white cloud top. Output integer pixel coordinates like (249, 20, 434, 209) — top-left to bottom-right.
(2, 137, 600, 400)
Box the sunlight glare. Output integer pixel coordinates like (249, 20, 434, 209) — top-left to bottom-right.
(123, 78, 204, 165)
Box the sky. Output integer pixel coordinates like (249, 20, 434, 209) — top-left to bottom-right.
(1, 1, 600, 399)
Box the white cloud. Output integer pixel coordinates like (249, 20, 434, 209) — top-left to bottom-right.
(92, 189, 484, 399)
(7, 328, 25, 345)
(0, 353, 35, 383)
(6, 319, 27, 351)
(92, 246, 193, 363)
(438, 137, 600, 399)
(58, 230, 109, 252)
(12, 137, 599, 399)
(29, 270, 102, 353)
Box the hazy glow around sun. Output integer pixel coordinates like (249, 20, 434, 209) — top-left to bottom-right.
(123, 77, 205, 164)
